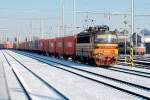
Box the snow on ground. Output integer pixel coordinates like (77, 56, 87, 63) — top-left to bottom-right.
(0, 51, 10, 100)
(9, 50, 150, 98)
(114, 64, 150, 74)
(3, 50, 147, 100)
(13, 50, 150, 89)
(4, 51, 64, 100)
(0, 51, 28, 100)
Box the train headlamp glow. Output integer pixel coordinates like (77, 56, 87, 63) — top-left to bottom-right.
(99, 50, 104, 53)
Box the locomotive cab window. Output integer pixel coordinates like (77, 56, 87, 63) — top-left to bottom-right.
(77, 35, 90, 43)
(95, 32, 117, 43)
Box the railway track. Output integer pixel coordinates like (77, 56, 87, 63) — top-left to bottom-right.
(118, 59, 150, 69)
(16, 50, 150, 79)
(2, 51, 31, 100)
(108, 65, 150, 78)
(7, 50, 150, 100)
(135, 65, 150, 69)
(1, 55, 11, 100)
(2, 51, 69, 100)
(119, 56, 150, 69)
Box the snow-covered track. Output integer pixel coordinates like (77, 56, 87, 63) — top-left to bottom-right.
(2, 51, 32, 100)
(107, 66, 150, 78)
(9, 50, 150, 100)
(3, 51, 69, 100)
(17, 50, 150, 79)
(119, 59, 150, 69)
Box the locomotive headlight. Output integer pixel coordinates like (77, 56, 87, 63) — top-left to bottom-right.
(95, 54, 98, 58)
(99, 50, 104, 53)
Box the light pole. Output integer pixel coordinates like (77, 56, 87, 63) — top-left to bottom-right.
(124, 21, 128, 62)
(40, 18, 43, 39)
(130, 0, 134, 66)
(73, 0, 76, 35)
(29, 22, 32, 41)
(131, 0, 134, 44)
(60, 0, 64, 37)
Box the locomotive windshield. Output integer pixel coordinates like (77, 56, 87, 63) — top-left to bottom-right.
(95, 32, 117, 43)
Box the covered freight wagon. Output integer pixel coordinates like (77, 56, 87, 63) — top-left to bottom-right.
(55, 37, 64, 58)
(28, 40, 39, 52)
(64, 35, 76, 59)
(29, 41, 35, 51)
(13, 42, 19, 49)
(34, 39, 39, 51)
(38, 39, 45, 53)
(3, 42, 13, 49)
(22, 41, 29, 50)
(43, 39, 49, 55)
(0, 44, 3, 49)
(48, 38, 56, 56)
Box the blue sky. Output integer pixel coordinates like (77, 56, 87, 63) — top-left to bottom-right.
(0, 0, 150, 42)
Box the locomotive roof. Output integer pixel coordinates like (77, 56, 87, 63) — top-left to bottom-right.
(77, 30, 116, 36)
(77, 25, 115, 36)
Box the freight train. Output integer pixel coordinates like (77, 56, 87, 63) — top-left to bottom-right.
(5, 25, 119, 66)
(0, 42, 13, 49)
